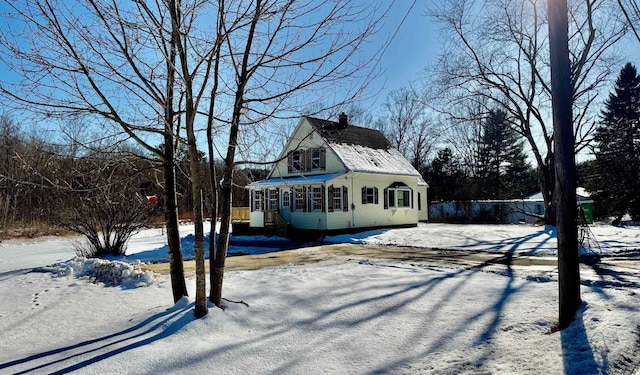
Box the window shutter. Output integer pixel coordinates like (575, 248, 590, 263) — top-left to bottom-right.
(374, 187, 379, 204)
(328, 185, 334, 212)
(250, 190, 255, 212)
(411, 190, 414, 208)
(321, 185, 326, 212)
(305, 149, 311, 171)
(303, 186, 308, 212)
(384, 188, 389, 209)
(361, 186, 366, 204)
(287, 152, 293, 173)
(276, 189, 280, 211)
(320, 147, 326, 169)
(343, 186, 349, 212)
(291, 190, 296, 212)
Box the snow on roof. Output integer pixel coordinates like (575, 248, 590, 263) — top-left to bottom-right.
(525, 187, 592, 201)
(247, 172, 346, 188)
(330, 143, 421, 177)
(576, 187, 591, 198)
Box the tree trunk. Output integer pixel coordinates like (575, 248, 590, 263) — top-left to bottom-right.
(538, 159, 557, 224)
(207, 90, 220, 305)
(169, 0, 208, 318)
(549, 0, 581, 329)
(210, 0, 260, 308)
(208, 154, 219, 304)
(162, 146, 188, 303)
(188, 138, 207, 318)
(210, 132, 235, 308)
(162, 11, 187, 304)
(208, 2, 222, 304)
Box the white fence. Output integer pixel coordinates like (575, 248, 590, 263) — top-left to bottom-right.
(428, 200, 545, 224)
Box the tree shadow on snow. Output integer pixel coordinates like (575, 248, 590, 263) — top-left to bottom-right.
(454, 225, 557, 255)
(153, 248, 536, 374)
(119, 232, 317, 264)
(560, 303, 602, 375)
(0, 302, 194, 374)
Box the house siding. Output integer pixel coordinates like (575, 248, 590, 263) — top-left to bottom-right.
(325, 173, 419, 230)
(247, 116, 429, 233)
(270, 119, 346, 179)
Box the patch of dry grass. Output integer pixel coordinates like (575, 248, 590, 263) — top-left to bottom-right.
(142, 244, 558, 275)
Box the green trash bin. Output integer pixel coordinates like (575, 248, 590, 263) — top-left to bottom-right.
(579, 202, 594, 224)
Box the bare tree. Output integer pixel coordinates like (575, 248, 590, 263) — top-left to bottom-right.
(617, 0, 640, 42)
(377, 86, 442, 171)
(207, 0, 388, 307)
(429, 0, 626, 223)
(0, 0, 191, 302)
(163, 0, 221, 318)
(0, 114, 22, 229)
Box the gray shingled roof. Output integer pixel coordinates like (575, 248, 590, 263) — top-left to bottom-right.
(305, 116, 391, 150)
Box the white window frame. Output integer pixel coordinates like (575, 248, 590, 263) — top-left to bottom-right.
(332, 186, 343, 210)
(282, 190, 290, 207)
(252, 190, 263, 211)
(267, 189, 278, 210)
(388, 187, 412, 209)
(294, 187, 305, 211)
(311, 185, 323, 212)
(311, 148, 321, 170)
(362, 186, 378, 204)
(292, 150, 304, 171)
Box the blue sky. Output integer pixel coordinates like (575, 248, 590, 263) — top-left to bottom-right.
(365, 0, 640, 113)
(363, 1, 437, 110)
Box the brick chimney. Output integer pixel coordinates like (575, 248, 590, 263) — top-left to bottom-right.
(338, 112, 348, 128)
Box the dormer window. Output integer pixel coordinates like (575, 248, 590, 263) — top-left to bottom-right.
(292, 150, 304, 171)
(288, 147, 326, 173)
(311, 148, 321, 169)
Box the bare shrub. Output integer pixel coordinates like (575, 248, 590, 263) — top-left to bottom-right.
(64, 189, 160, 258)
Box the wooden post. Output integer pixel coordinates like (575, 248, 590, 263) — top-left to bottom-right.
(548, 0, 581, 329)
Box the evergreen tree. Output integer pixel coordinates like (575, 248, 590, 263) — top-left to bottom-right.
(426, 148, 476, 202)
(594, 63, 640, 224)
(476, 110, 534, 199)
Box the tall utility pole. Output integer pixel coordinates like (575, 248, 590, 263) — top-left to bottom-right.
(548, 0, 581, 329)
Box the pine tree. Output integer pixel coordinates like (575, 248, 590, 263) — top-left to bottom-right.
(426, 148, 475, 202)
(594, 63, 640, 224)
(476, 110, 533, 199)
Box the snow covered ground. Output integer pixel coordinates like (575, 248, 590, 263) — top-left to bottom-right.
(0, 222, 639, 374)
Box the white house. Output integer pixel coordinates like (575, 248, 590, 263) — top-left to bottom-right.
(246, 114, 428, 236)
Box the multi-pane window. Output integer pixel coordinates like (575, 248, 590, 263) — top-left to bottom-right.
(294, 188, 305, 211)
(292, 150, 304, 171)
(397, 190, 410, 207)
(282, 191, 290, 207)
(332, 187, 342, 210)
(328, 185, 348, 212)
(252, 190, 263, 211)
(287, 147, 325, 172)
(361, 186, 378, 204)
(311, 186, 323, 211)
(311, 149, 321, 169)
(386, 185, 412, 209)
(267, 189, 278, 210)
